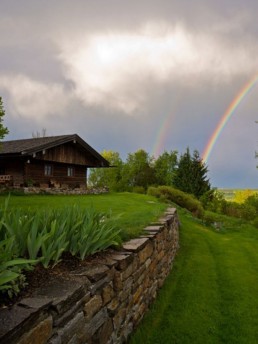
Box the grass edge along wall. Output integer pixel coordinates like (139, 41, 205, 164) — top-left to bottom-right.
(0, 207, 179, 344)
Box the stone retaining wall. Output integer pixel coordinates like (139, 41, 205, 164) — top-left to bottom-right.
(0, 208, 179, 344)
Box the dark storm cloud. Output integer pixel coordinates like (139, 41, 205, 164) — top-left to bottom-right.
(1, 0, 258, 187)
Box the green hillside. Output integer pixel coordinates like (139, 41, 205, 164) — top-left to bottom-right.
(130, 208, 258, 343)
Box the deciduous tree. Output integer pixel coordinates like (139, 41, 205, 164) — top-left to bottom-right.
(124, 149, 155, 190)
(88, 150, 124, 191)
(154, 150, 178, 186)
(0, 97, 9, 140)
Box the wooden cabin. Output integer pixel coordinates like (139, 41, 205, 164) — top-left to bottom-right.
(0, 134, 109, 189)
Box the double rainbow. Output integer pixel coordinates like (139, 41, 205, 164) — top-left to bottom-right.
(152, 74, 258, 161)
(202, 74, 258, 163)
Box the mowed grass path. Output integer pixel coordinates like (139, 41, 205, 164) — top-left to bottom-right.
(130, 210, 258, 344)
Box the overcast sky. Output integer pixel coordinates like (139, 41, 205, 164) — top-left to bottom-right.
(1, 0, 258, 188)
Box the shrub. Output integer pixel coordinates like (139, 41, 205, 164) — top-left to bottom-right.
(148, 186, 204, 218)
(132, 186, 146, 194)
(252, 217, 258, 228)
(240, 203, 256, 221)
(200, 189, 226, 213)
(147, 186, 164, 198)
(221, 201, 242, 218)
(245, 194, 258, 210)
(220, 200, 256, 221)
(202, 211, 223, 229)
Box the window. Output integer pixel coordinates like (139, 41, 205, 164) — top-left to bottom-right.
(44, 164, 53, 176)
(67, 167, 74, 177)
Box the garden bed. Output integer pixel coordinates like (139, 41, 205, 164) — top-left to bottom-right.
(0, 208, 179, 344)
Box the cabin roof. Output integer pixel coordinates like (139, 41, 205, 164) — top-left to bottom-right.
(0, 134, 109, 167)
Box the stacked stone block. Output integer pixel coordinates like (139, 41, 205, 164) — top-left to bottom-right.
(0, 208, 179, 344)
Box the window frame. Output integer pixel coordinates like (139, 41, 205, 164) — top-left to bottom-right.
(67, 166, 74, 177)
(44, 164, 53, 176)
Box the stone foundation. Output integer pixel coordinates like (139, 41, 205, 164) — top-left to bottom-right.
(0, 186, 109, 195)
(0, 208, 179, 344)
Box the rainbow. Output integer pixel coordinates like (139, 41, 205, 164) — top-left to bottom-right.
(152, 94, 182, 157)
(202, 74, 258, 163)
(152, 111, 173, 157)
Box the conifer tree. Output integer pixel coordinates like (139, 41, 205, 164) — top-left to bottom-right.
(191, 150, 211, 198)
(173, 147, 210, 198)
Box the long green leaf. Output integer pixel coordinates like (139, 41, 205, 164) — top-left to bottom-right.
(0, 270, 19, 286)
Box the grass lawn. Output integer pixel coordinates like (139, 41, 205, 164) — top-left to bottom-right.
(129, 208, 258, 344)
(0, 192, 167, 240)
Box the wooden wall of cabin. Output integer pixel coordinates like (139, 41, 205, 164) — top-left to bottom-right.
(25, 160, 87, 188)
(0, 159, 24, 186)
(35, 142, 100, 166)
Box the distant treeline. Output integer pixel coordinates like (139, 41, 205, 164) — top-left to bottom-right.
(89, 147, 211, 199)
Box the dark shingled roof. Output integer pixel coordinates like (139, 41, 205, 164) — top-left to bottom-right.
(0, 135, 70, 154)
(0, 134, 109, 167)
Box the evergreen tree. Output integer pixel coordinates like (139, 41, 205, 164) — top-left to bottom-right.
(191, 150, 211, 198)
(173, 147, 210, 198)
(173, 147, 192, 194)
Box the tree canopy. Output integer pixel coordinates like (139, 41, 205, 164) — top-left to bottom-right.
(123, 149, 155, 189)
(0, 97, 9, 140)
(173, 147, 211, 198)
(88, 147, 211, 198)
(88, 150, 124, 191)
(154, 150, 178, 186)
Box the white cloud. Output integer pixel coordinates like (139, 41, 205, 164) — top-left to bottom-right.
(58, 22, 258, 113)
(0, 75, 71, 120)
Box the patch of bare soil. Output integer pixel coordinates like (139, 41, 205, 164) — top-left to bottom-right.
(0, 251, 111, 308)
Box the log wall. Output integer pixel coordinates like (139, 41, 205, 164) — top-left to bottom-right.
(25, 160, 86, 188)
(0, 159, 87, 188)
(36, 142, 99, 166)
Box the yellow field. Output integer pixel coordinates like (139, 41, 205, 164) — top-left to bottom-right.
(219, 189, 258, 202)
